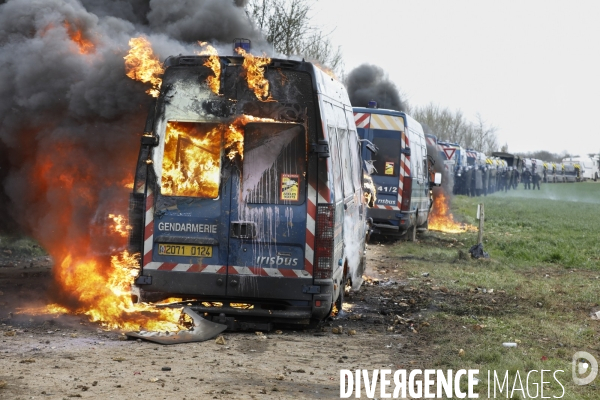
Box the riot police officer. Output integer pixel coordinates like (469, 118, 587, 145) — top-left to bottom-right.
(522, 168, 532, 189)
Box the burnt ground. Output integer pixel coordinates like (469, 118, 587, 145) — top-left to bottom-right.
(0, 242, 505, 400)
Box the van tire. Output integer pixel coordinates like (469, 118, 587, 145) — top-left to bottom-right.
(335, 274, 348, 315)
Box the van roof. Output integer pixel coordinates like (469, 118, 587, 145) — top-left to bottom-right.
(353, 107, 405, 117)
(352, 107, 423, 130)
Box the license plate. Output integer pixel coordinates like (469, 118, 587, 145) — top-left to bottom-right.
(158, 244, 213, 257)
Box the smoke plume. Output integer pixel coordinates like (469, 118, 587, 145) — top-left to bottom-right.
(345, 64, 406, 111)
(0, 0, 263, 306)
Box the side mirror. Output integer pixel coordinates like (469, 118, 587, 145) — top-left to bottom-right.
(359, 139, 378, 155)
(400, 147, 411, 156)
(434, 172, 442, 186)
(366, 142, 378, 154)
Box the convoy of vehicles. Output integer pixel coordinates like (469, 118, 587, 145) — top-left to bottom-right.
(126, 41, 596, 330)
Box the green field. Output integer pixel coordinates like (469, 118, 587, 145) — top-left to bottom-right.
(388, 181, 600, 399)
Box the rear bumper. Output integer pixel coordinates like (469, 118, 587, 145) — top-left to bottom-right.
(368, 208, 415, 235)
(133, 271, 334, 322)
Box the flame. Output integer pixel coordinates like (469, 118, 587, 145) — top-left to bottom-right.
(161, 121, 222, 197)
(428, 190, 475, 233)
(235, 48, 275, 102)
(56, 251, 182, 331)
(18, 251, 183, 331)
(161, 115, 278, 197)
(313, 62, 337, 80)
(108, 214, 131, 237)
(63, 21, 95, 55)
(124, 37, 164, 97)
(197, 42, 221, 94)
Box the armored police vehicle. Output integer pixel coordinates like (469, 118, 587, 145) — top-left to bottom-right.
(128, 48, 368, 329)
(354, 106, 440, 240)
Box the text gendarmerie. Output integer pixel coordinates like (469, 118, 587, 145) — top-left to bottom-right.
(157, 222, 217, 233)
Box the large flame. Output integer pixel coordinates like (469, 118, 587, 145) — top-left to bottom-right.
(428, 190, 474, 233)
(161, 115, 277, 197)
(197, 42, 221, 95)
(124, 37, 164, 97)
(50, 250, 182, 331)
(161, 122, 223, 198)
(235, 48, 274, 102)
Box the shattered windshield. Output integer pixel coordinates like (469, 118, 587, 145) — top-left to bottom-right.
(242, 123, 306, 204)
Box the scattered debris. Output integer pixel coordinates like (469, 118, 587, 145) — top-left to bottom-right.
(112, 357, 126, 362)
(161, 367, 171, 371)
(458, 349, 465, 357)
(19, 358, 35, 363)
(469, 243, 489, 259)
(126, 307, 227, 345)
(215, 336, 226, 345)
(502, 342, 517, 348)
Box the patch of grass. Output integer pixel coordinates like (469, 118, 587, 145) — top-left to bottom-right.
(387, 183, 600, 399)
(0, 235, 46, 257)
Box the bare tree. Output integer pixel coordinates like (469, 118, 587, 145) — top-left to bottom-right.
(471, 113, 498, 154)
(412, 103, 499, 154)
(246, 0, 343, 72)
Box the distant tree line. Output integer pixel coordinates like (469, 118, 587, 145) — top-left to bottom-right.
(411, 103, 498, 155)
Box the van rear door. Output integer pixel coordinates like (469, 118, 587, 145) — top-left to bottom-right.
(148, 121, 229, 298)
(225, 122, 312, 299)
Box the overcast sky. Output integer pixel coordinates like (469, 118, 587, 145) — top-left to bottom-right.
(312, 0, 600, 157)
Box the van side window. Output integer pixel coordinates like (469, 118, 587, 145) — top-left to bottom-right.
(339, 129, 354, 198)
(328, 126, 343, 199)
(348, 130, 361, 191)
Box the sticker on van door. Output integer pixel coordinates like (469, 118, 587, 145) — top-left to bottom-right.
(385, 162, 394, 175)
(280, 174, 299, 201)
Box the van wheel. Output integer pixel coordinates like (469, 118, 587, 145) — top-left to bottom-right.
(595, 173, 598, 182)
(334, 275, 347, 315)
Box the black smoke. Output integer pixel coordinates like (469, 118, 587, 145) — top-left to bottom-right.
(345, 64, 406, 111)
(0, 0, 270, 280)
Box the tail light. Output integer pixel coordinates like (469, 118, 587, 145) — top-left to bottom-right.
(401, 176, 412, 211)
(314, 204, 335, 279)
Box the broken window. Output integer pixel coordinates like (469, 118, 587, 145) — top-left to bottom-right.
(161, 121, 222, 198)
(242, 123, 306, 204)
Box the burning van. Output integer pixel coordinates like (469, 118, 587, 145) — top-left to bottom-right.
(354, 105, 441, 240)
(127, 47, 368, 329)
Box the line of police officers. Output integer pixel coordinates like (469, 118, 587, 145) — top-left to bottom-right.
(453, 163, 541, 196)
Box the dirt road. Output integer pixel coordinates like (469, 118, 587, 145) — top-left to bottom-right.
(0, 243, 437, 400)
